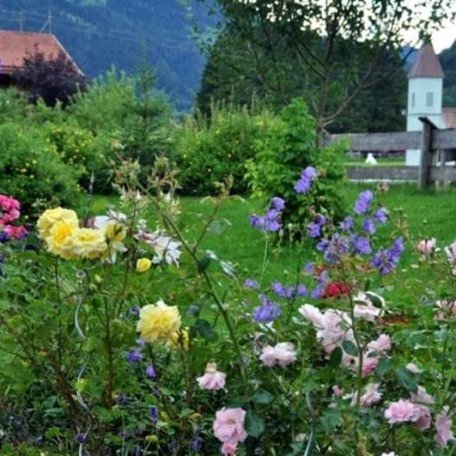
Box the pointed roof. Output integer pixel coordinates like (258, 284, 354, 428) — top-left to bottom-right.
(408, 43, 444, 79)
(0, 30, 81, 75)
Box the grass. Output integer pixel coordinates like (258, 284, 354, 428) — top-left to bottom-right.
(89, 183, 456, 289)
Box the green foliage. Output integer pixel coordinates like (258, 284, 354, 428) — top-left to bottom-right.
(246, 98, 346, 233)
(172, 104, 279, 195)
(0, 123, 81, 214)
(43, 120, 115, 193)
(71, 68, 174, 186)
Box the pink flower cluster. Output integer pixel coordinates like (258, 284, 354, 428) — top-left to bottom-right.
(260, 342, 297, 367)
(385, 389, 454, 448)
(445, 242, 456, 275)
(343, 334, 391, 377)
(197, 363, 226, 391)
(213, 408, 247, 455)
(0, 195, 20, 224)
(417, 238, 436, 256)
(0, 195, 27, 240)
(299, 304, 354, 353)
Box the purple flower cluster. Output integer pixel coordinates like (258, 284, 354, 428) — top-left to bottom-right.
(308, 214, 327, 238)
(354, 190, 374, 214)
(295, 166, 317, 194)
(374, 207, 389, 223)
(317, 234, 350, 264)
(125, 349, 143, 364)
(351, 235, 372, 255)
(340, 216, 354, 232)
(250, 197, 285, 233)
(272, 281, 307, 299)
(311, 270, 329, 299)
(244, 278, 259, 289)
(253, 294, 281, 323)
(371, 237, 404, 275)
(149, 406, 159, 424)
(362, 218, 376, 235)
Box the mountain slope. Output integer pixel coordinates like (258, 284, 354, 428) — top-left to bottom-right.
(0, 0, 214, 110)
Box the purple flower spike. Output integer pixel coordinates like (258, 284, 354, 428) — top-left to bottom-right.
(362, 218, 376, 235)
(374, 207, 389, 224)
(146, 364, 156, 379)
(125, 349, 142, 364)
(253, 294, 281, 323)
(354, 190, 374, 214)
(295, 166, 317, 194)
(352, 236, 372, 255)
(149, 406, 159, 424)
(340, 216, 354, 231)
(271, 197, 285, 211)
(244, 278, 259, 289)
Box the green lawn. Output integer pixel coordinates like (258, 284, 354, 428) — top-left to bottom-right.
(89, 183, 456, 288)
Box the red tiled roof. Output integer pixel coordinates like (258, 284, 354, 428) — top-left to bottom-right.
(0, 30, 81, 75)
(408, 43, 444, 79)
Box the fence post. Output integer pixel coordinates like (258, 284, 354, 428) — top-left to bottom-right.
(418, 117, 436, 189)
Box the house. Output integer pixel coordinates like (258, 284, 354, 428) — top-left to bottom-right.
(406, 43, 456, 165)
(0, 30, 82, 88)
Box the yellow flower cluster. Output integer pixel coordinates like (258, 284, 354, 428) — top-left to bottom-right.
(137, 300, 181, 344)
(37, 208, 127, 261)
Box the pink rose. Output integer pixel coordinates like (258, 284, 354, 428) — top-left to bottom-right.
(354, 304, 381, 322)
(361, 355, 379, 377)
(300, 305, 353, 354)
(367, 334, 391, 353)
(332, 385, 344, 397)
(384, 399, 420, 425)
(411, 386, 435, 405)
(213, 408, 247, 445)
(221, 442, 238, 455)
(260, 342, 296, 367)
(299, 304, 323, 326)
(4, 224, 27, 239)
(359, 383, 382, 407)
(435, 408, 454, 448)
(197, 363, 226, 391)
(417, 238, 436, 255)
(414, 405, 432, 431)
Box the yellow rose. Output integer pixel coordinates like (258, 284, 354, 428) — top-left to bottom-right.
(70, 228, 108, 259)
(37, 207, 79, 240)
(103, 221, 128, 261)
(136, 258, 152, 273)
(46, 220, 78, 260)
(137, 300, 181, 343)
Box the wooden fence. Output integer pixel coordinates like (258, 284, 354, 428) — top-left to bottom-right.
(323, 117, 456, 188)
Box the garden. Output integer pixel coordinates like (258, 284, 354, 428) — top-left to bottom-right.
(0, 70, 455, 456)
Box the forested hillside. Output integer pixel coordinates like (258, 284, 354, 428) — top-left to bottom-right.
(0, 0, 214, 110)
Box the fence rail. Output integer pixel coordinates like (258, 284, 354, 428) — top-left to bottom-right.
(323, 117, 456, 188)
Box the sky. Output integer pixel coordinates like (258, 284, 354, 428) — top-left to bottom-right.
(432, 22, 456, 52)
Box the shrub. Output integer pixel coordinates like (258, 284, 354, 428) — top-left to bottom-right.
(43, 120, 116, 193)
(246, 98, 346, 237)
(172, 105, 279, 195)
(0, 123, 81, 215)
(71, 68, 173, 187)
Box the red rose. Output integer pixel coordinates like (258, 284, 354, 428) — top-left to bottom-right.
(324, 282, 350, 298)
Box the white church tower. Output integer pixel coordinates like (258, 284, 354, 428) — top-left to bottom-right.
(406, 44, 445, 166)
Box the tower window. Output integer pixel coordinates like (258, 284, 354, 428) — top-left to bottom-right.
(411, 93, 415, 108)
(426, 92, 434, 107)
